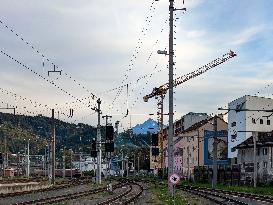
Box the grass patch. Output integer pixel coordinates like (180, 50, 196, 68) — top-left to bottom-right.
(151, 183, 189, 205)
(182, 181, 273, 196)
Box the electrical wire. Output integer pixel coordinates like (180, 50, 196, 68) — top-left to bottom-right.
(111, 0, 159, 107)
(0, 19, 97, 100)
(0, 49, 92, 109)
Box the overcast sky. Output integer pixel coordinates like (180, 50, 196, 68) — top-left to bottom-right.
(0, 0, 273, 131)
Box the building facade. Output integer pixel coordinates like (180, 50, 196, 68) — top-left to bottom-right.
(228, 95, 273, 158)
(235, 132, 273, 183)
(164, 116, 228, 178)
(151, 112, 210, 172)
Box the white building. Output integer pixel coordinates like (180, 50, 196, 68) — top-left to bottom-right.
(72, 156, 109, 176)
(228, 95, 273, 158)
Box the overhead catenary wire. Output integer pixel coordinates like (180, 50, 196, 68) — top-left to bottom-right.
(111, 0, 159, 107)
(0, 50, 94, 109)
(0, 87, 71, 119)
(0, 19, 97, 100)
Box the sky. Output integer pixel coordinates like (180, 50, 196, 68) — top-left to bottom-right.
(0, 0, 273, 131)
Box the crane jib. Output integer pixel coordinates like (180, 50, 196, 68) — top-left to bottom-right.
(143, 50, 237, 102)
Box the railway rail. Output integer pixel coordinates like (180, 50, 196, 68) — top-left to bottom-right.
(178, 185, 248, 205)
(97, 182, 144, 205)
(9, 182, 124, 205)
(182, 185, 273, 204)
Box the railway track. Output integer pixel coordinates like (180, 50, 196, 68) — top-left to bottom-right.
(97, 182, 144, 205)
(9, 182, 124, 205)
(182, 185, 273, 204)
(178, 185, 248, 205)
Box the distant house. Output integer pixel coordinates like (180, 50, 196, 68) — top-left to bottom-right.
(151, 112, 210, 173)
(164, 115, 228, 179)
(228, 95, 273, 159)
(234, 132, 273, 184)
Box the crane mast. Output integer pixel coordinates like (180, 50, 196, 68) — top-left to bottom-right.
(145, 50, 236, 174)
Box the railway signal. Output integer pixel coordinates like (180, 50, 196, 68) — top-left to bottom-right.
(91, 139, 97, 158)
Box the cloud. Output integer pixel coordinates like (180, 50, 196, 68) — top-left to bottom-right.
(0, 0, 272, 128)
(230, 25, 266, 46)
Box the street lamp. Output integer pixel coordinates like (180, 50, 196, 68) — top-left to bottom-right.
(157, 50, 168, 55)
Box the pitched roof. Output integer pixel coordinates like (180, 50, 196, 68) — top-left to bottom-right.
(234, 132, 273, 150)
(181, 116, 227, 134)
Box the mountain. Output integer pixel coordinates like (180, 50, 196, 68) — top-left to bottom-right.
(132, 118, 158, 135)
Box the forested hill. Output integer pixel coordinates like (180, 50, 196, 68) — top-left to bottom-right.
(0, 112, 97, 155)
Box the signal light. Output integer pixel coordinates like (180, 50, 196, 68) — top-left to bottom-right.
(152, 134, 159, 146)
(152, 148, 159, 156)
(105, 143, 114, 152)
(0, 153, 3, 164)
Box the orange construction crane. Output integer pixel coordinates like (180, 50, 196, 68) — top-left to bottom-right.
(144, 50, 237, 173)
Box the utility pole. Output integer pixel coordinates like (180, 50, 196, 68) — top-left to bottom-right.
(197, 129, 200, 167)
(126, 157, 129, 177)
(51, 109, 56, 185)
(121, 150, 124, 178)
(96, 99, 102, 184)
(62, 148, 66, 178)
(0, 106, 16, 177)
(133, 154, 136, 176)
(115, 121, 120, 134)
(102, 115, 112, 126)
(4, 135, 7, 177)
(70, 150, 73, 179)
(168, 0, 175, 195)
(253, 131, 258, 188)
(212, 115, 218, 188)
(26, 139, 30, 179)
(137, 156, 140, 174)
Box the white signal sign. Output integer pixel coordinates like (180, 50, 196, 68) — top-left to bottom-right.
(169, 173, 180, 185)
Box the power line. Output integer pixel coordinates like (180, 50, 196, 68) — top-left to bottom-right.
(0, 19, 97, 100)
(0, 87, 70, 118)
(0, 49, 91, 108)
(111, 0, 159, 106)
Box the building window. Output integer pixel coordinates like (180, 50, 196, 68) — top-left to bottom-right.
(231, 122, 236, 127)
(260, 119, 264, 124)
(263, 148, 268, 155)
(257, 148, 260, 156)
(252, 118, 256, 124)
(267, 120, 271, 125)
(242, 150, 245, 157)
(264, 162, 268, 168)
